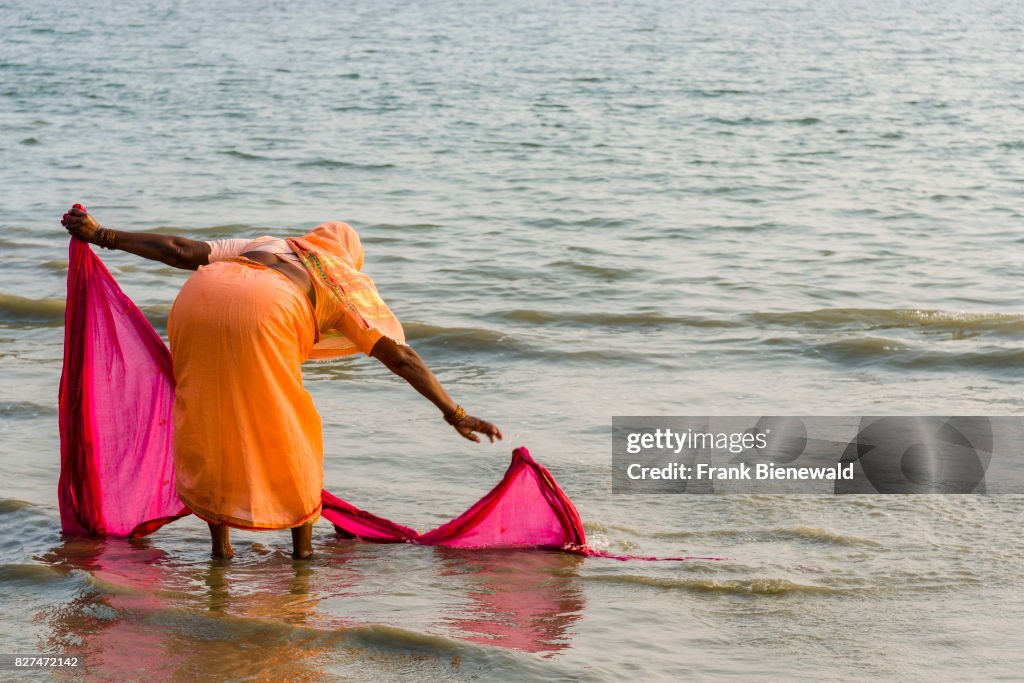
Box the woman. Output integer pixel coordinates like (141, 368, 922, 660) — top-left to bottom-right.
(61, 205, 502, 559)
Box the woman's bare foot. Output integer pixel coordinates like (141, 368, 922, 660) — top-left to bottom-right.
(291, 523, 313, 559)
(209, 522, 234, 559)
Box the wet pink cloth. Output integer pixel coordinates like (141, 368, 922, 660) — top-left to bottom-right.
(322, 449, 723, 561)
(322, 447, 585, 550)
(59, 238, 189, 536)
(59, 239, 724, 561)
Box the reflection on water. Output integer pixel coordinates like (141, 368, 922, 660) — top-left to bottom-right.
(434, 548, 585, 655)
(38, 537, 336, 680)
(34, 536, 586, 679)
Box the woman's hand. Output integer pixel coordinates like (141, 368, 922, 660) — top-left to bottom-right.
(60, 205, 209, 268)
(370, 338, 505, 445)
(62, 204, 101, 243)
(452, 414, 503, 443)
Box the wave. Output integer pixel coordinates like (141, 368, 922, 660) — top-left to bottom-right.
(491, 309, 739, 329)
(219, 149, 269, 161)
(343, 623, 485, 653)
(402, 322, 525, 351)
(297, 159, 396, 171)
(584, 575, 842, 595)
(686, 88, 751, 98)
(40, 259, 69, 272)
(751, 308, 1024, 370)
(0, 291, 175, 332)
(0, 401, 57, 419)
(706, 115, 773, 126)
(0, 563, 70, 585)
(0, 292, 65, 327)
(652, 526, 881, 548)
(401, 321, 626, 364)
(522, 216, 630, 230)
(168, 224, 261, 237)
(362, 223, 444, 237)
(582, 521, 644, 534)
(0, 237, 38, 250)
(750, 308, 1024, 334)
(0, 498, 41, 515)
(141, 304, 171, 331)
(546, 260, 634, 281)
(806, 337, 1024, 371)
(178, 222, 437, 240)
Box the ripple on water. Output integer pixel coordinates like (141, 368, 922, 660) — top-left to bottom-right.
(583, 574, 843, 596)
(651, 526, 883, 548)
(0, 292, 65, 327)
(0, 401, 56, 419)
(751, 308, 1024, 372)
(750, 308, 1024, 335)
(490, 308, 740, 329)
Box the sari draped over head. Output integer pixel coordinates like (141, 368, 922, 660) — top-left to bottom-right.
(287, 222, 406, 361)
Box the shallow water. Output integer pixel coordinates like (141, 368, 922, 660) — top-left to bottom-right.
(2, 0, 1023, 680)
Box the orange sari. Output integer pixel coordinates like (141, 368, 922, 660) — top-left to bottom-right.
(168, 222, 403, 530)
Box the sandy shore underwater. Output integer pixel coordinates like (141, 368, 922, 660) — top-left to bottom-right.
(3, 0, 1023, 679)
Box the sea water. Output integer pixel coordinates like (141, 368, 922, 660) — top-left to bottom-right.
(1, 0, 1022, 679)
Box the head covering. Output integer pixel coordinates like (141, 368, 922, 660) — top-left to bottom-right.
(286, 221, 405, 360)
(297, 222, 365, 270)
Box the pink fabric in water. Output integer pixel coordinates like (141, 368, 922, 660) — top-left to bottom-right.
(321, 450, 725, 561)
(416, 447, 586, 548)
(59, 240, 726, 561)
(321, 447, 585, 550)
(59, 239, 189, 536)
(320, 490, 419, 543)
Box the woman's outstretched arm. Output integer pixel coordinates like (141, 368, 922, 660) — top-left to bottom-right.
(370, 336, 503, 444)
(62, 205, 211, 270)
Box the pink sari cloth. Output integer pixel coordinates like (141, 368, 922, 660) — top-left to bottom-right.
(59, 239, 189, 536)
(59, 239, 725, 562)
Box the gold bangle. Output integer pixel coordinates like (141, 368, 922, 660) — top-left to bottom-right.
(444, 405, 468, 426)
(97, 227, 117, 250)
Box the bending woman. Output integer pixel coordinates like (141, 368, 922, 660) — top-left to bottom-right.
(61, 205, 502, 559)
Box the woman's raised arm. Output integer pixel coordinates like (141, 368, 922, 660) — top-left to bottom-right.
(370, 336, 503, 444)
(62, 205, 211, 270)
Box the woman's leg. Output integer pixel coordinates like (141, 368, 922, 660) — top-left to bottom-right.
(292, 522, 313, 559)
(208, 522, 233, 559)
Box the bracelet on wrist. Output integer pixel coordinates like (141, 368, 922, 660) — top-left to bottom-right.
(444, 405, 468, 426)
(96, 227, 117, 250)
